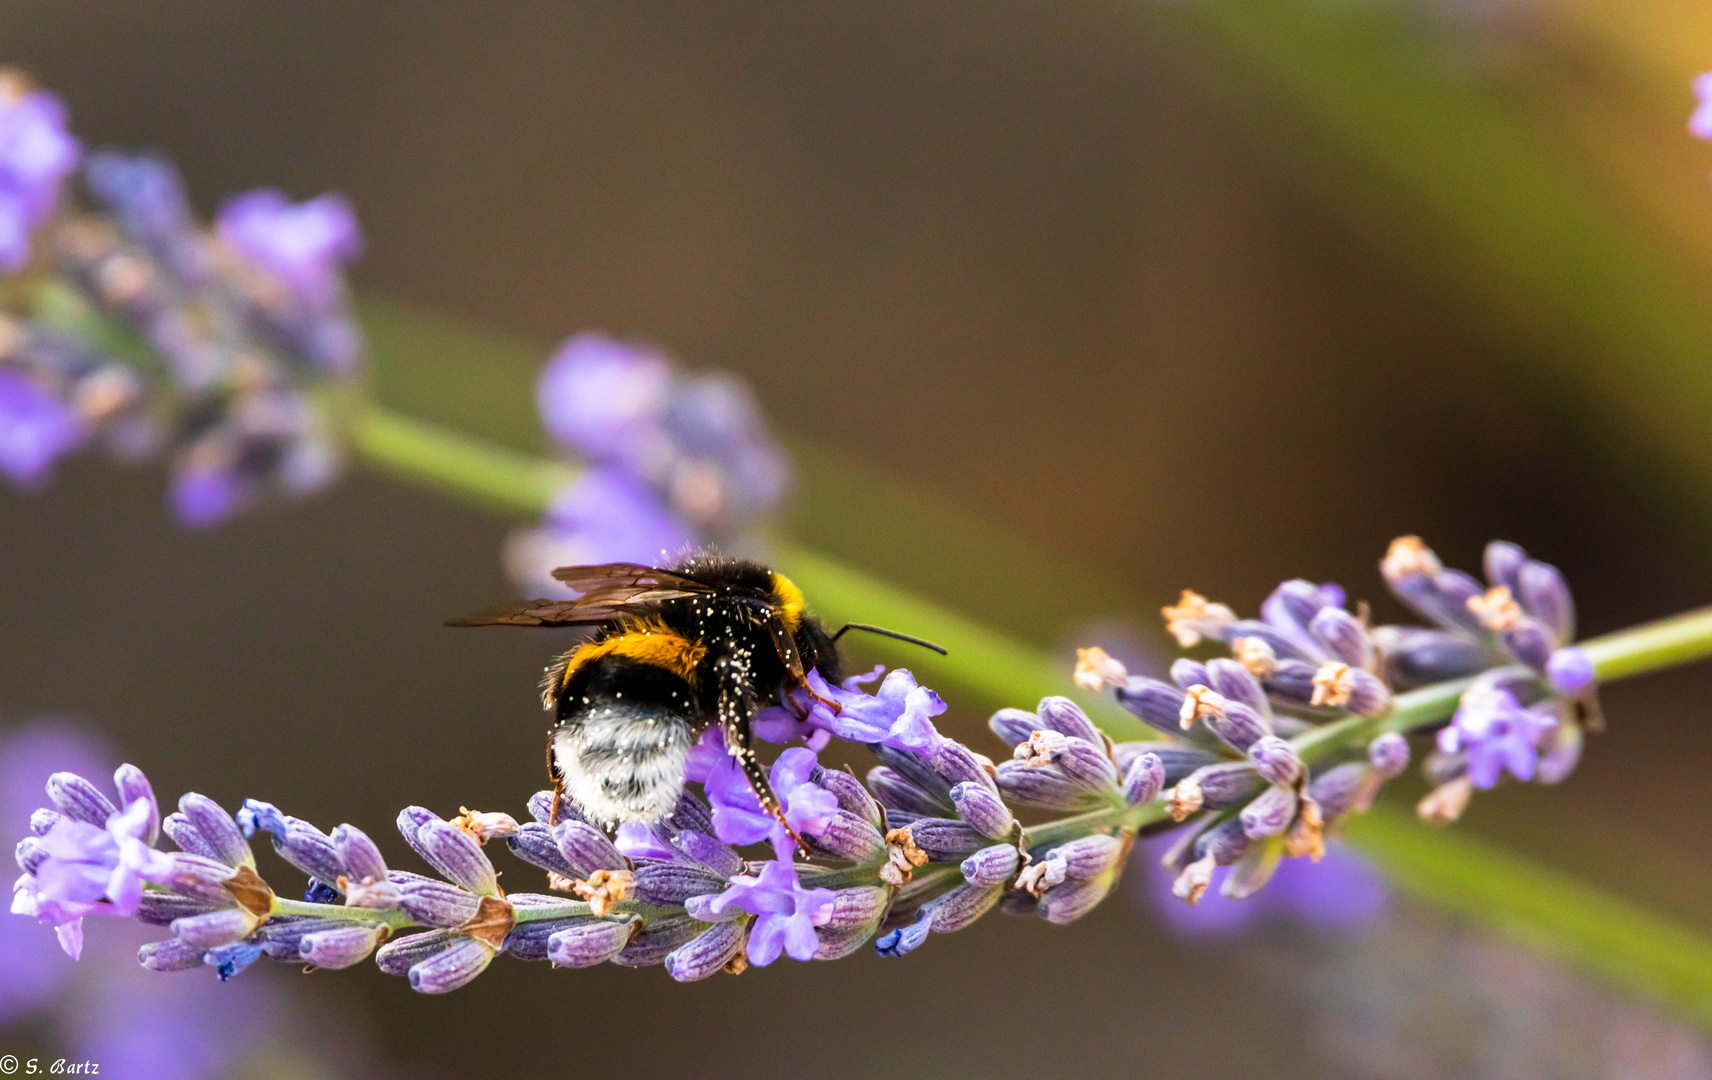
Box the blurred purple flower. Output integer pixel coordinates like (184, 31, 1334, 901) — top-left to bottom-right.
(755, 666, 947, 754)
(0, 368, 86, 488)
(82, 151, 194, 257)
(1693, 72, 1712, 141)
(1138, 835, 1388, 937)
(703, 746, 839, 861)
(705, 859, 835, 966)
(1438, 686, 1557, 788)
(504, 465, 696, 597)
(538, 333, 671, 462)
(0, 77, 79, 271)
(168, 466, 245, 530)
(217, 190, 362, 305)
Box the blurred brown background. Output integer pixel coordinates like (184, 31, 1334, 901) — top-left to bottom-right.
(4, 2, 1712, 1076)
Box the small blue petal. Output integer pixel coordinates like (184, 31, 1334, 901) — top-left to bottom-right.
(304, 879, 342, 904)
(874, 918, 931, 958)
(204, 941, 262, 981)
(236, 798, 288, 839)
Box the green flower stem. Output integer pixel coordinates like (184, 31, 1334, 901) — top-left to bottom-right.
(270, 896, 421, 931)
(355, 406, 578, 518)
(511, 899, 681, 924)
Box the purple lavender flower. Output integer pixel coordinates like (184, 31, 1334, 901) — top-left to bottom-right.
(0, 367, 86, 488)
(538, 333, 672, 461)
(216, 189, 362, 305)
(704, 859, 835, 966)
(701, 746, 839, 861)
(13, 764, 175, 960)
(755, 666, 948, 755)
(0, 75, 79, 271)
(504, 465, 697, 597)
(1437, 685, 1558, 788)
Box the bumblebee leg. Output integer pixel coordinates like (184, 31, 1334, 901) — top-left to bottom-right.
(545, 730, 566, 826)
(717, 645, 811, 857)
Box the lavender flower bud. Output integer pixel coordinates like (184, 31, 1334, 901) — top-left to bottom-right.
(331, 823, 387, 883)
(399, 877, 481, 928)
(502, 916, 579, 961)
(270, 817, 344, 883)
(994, 761, 1106, 811)
(162, 812, 221, 860)
(299, 926, 386, 969)
(817, 922, 879, 960)
(1484, 540, 1526, 591)
(1548, 647, 1595, 696)
(812, 766, 882, 826)
(526, 790, 556, 824)
(554, 820, 627, 878)
(1248, 736, 1302, 786)
(376, 929, 458, 975)
(613, 914, 703, 967)
(254, 916, 348, 959)
(1263, 660, 1323, 709)
(672, 829, 742, 878)
(395, 805, 435, 846)
(139, 938, 206, 972)
(926, 882, 1001, 933)
(1227, 619, 1312, 663)
(1194, 814, 1252, 866)
(47, 772, 117, 825)
(159, 852, 239, 906)
(950, 781, 1014, 839)
(633, 863, 724, 907)
(1206, 658, 1269, 717)
(664, 920, 747, 982)
(1122, 752, 1166, 807)
(1036, 696, 1102, 743)
(1038, 874, 1115, 924)
(866, 767, 952, 817)
(1112, 743, 1218, 785)
(28, 808, 60, 837)
(113, 764, 159, 844)
(1517, 559, 1574, 642)
(904, 818, 990, 862)
(508, 822, 576, 878)
(872, 745, 954, 804)
(1054, 834, 1123, 880)
(1309, 607, 1374, 669)
(1503, 618, 1556, 672)
(874, 918, 931, 958)
(1206, 701, 1270, 753)
(15, 836, 45, 875)
(825, 886, 889, 929)
(1308, 762, 1372, 820)
(1053, 736, 1119, 788)
(1378, 626, 1489, 686)
(807, 811, 885, 862)
(138, 891, 220, 926)
(409, 936, 495, 993)
(170, 907, 256, 950)
(1114, 678, 1191, 738)
(926, 740, 999, 795)
(1240, 785, 1298, 839)
(961, 844, 1022, 887)
(989, 707, 1040, 748)
(1170, 658, 1212, 691)
(177, 793, 252, 867)
(1368, 733, 1411, 778)
(1433, 569, 1489, 633)
(411, 816, 498, 896)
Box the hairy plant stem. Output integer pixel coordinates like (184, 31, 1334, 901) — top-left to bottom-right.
(270, 897, 421, 930)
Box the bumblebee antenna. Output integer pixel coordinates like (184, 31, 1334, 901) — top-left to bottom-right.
(830, 623, 948, 656)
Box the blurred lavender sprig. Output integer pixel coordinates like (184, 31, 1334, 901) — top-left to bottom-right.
(0, 69, 364, 526)
(505, 333, 790, 596)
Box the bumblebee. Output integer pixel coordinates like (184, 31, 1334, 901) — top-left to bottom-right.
(449, 553, 942, 840)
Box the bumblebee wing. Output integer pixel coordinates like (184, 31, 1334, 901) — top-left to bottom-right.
(444, 600, 622, 628)
(551, 561, 718, 611)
